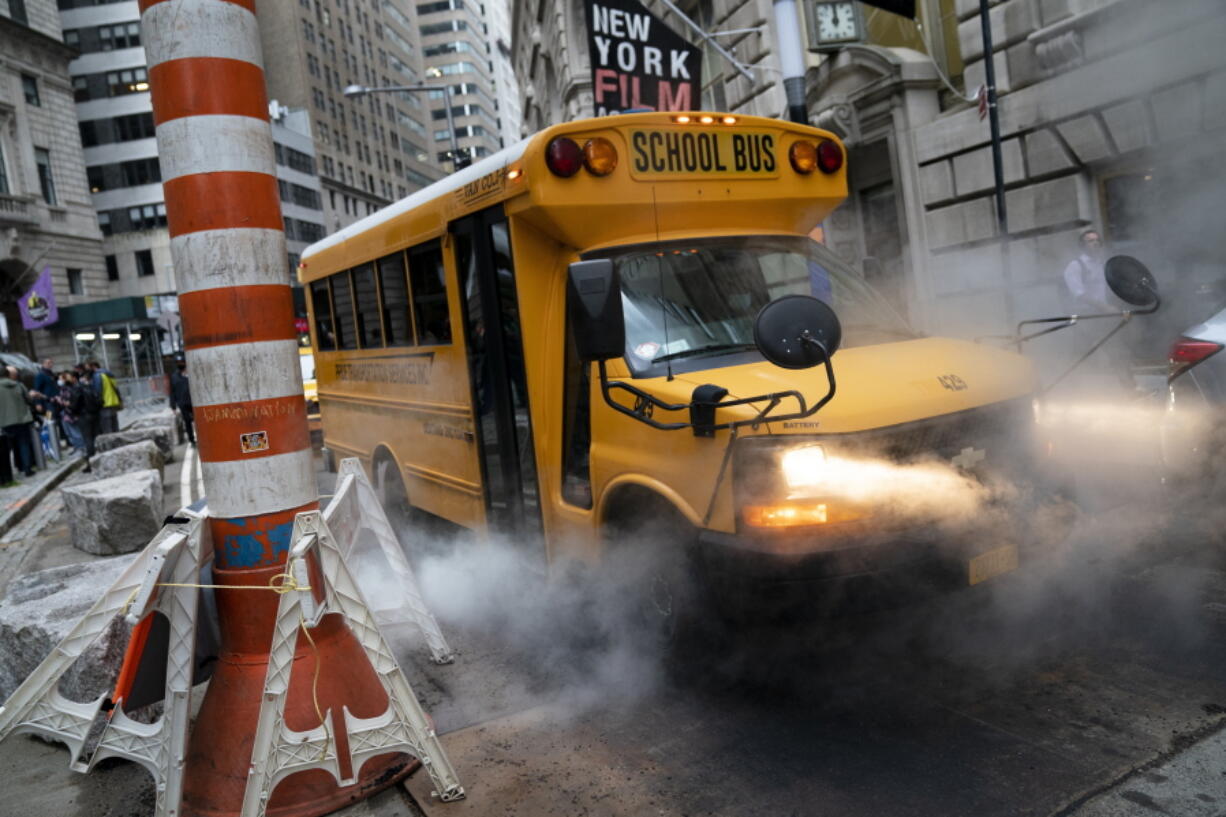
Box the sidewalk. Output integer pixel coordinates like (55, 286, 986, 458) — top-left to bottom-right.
(0, 452, 80, 541)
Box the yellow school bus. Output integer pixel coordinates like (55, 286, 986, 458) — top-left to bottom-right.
(300, 111, 1062, 619)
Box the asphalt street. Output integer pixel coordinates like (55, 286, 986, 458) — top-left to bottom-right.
(1, 431, 1224, 817)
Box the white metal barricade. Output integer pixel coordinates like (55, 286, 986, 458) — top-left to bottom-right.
(326, 458, 455, 664)
(242, 510, 464, 815)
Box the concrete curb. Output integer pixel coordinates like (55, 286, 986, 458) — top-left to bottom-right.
(0, 457, 84, 541)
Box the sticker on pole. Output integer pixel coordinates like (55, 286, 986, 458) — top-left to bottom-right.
(240, 431, 270, 454)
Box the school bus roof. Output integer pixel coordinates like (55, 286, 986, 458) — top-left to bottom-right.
(299, 112, 846, 282)
(299, 135, 532, 280)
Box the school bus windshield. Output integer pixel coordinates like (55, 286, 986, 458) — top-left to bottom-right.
(591, 235, 917, 377)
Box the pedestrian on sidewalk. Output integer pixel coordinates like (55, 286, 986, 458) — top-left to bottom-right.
(70, 368, 101, 473)
(88, 361, 123, 435)
(33, 358, 60, 439)
(0, 367, 37, 478)
(169, 359, 195, 445)
(54, 371, 85, 454)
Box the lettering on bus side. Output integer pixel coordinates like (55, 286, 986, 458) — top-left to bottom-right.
(335, 360, 432, 385)
(423, 421, 473, 442)
(629, 129, 777, 178)
(455, 167, 507, 207)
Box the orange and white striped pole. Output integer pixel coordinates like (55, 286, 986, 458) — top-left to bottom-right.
(140, 0, 414, 813)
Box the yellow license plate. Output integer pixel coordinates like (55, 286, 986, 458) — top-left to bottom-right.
(968, 544, 1018, 585)
(627, 129, 780, 179)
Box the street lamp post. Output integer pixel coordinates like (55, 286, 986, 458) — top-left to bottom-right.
(343, 83, 469, 171)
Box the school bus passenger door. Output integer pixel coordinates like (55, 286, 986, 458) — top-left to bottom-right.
(453, 206, 545, 553)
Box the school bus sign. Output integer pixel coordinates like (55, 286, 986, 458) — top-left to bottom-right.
(585, 0, 702, 116)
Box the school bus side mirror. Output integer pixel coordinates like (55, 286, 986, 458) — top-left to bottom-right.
(753, 295, 842, 369)
(1104, 255, 1159, 307)
(567, 259, 625, 362)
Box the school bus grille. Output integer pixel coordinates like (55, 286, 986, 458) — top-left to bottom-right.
(845, 399, 1033, 464)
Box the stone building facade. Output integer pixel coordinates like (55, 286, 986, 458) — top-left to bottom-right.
(510, 0, 1226, 344)
(0, 0, 107, 366)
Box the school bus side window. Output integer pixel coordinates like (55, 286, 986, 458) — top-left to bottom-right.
(331, 271, 357, 350)
(309, 279, 336, 351)
(352, 262, 383, 349)
(408, 240, 451, 345)
(378, 251, 413, 346)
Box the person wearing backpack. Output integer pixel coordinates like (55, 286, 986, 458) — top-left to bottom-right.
(71, 367, 102, 472)
(88, 361, 123, 435)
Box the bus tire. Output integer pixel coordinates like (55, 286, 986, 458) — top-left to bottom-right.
(603, 492, 707, 652)
(375, 456, 415, 537)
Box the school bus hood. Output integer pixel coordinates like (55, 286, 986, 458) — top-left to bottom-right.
(651, 337, 1037, 434)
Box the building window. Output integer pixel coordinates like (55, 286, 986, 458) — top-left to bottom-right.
(67, 268, 84, 295)
(8, 0, 27, 26)
(122, 157, 161, 186)
(0, 141, 8, 194)
(98, 212, 112, 235)
(105, 255, 119, 281)
(34, 148, 56, 204)
(79, 120, 99, 147)
(21, 74, 39, 106)
(106, 67, 148, 96)
(73, 76, 89, 102)
(114, 112, 155, 141)
(128, 203, 167, 231)
(99, 21, 141, 50)
(63, 28, 79, 47)
(135, 249, 155, 277)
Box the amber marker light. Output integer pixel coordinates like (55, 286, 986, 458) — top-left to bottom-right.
(721, 115, 738, 125)
(506, 165, 524, 181)
(583, 137, 618, 176)
(674, 115, 692, 124)
(744, 503, 829, 528)
(699, 115, 715, 124)
(789, 141, 819, 174)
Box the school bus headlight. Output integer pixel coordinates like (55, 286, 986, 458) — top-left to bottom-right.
(583, 137, 618, 176)
(780, 444, 829, 490)
(817, 139, 844, 174)
(546, 137, 584, 177)
(789, 141, 819, 174)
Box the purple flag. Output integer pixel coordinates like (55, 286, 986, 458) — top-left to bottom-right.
(19, 267, 58, 330)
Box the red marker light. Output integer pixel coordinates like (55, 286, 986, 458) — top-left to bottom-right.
(546, 137, 583, 177)
(1169, 337, 1222, 381)
(817, 140, 843, 174)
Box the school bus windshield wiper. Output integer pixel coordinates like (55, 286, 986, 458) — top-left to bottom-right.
(652, 343, 759, 363)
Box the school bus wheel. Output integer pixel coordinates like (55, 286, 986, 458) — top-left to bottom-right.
(602, 488, 701, 646)
(374, 455, 415, 537)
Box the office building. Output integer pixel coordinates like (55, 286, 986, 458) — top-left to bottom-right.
(258, 0, 442, 233)
(0, 0, 108, 365)
(418, 0, 513, 163)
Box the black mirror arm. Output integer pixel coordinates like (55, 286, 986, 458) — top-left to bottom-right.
(1040, 309, 1148, 395)
(1014, 295, 1161, 351)
(594, 341, 837, 433)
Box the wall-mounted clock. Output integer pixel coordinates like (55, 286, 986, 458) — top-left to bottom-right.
(807, 1, 865, 51)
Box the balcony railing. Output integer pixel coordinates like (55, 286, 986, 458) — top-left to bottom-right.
(0, 193, 39, 227)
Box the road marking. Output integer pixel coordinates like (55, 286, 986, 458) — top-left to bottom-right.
(180, 443, 195, 510)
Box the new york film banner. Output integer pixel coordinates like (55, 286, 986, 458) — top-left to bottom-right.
(586, 0, 702, 116)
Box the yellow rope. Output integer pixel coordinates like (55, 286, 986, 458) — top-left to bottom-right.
(120, 563, 330, 758)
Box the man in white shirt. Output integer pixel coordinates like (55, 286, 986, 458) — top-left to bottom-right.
(1062, 228, 1112, 313)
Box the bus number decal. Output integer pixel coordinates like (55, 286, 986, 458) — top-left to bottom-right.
(629, 129, 777, 178)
